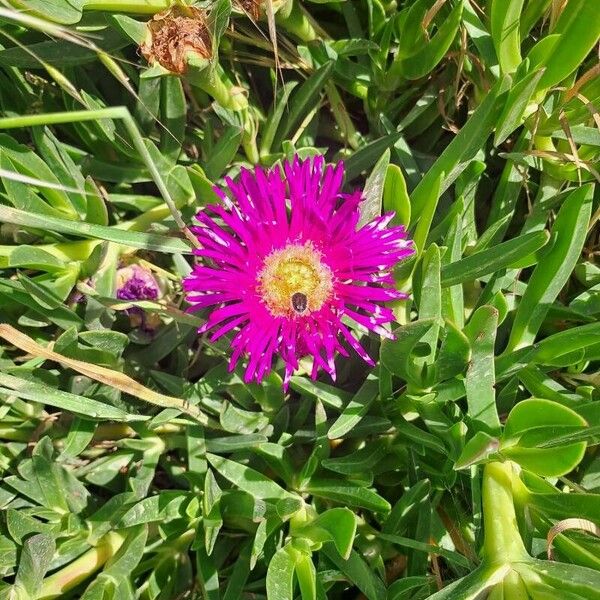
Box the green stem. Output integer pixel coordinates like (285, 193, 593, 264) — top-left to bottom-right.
(277, 0, 320, 42)
(385, 59, 406, 92)
(189, 69, 259, 162)
(191, 69, 248, 112)
(82, 0, 170, 13)
(0, 425, 35, 442)
(39, 532, 125, 599)
(325, 82, 362, 150)
(482, 461, 529, 565)
(242, 129, 260, 164)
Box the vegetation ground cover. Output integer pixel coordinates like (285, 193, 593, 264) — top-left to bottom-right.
(0, 0, 599, 598)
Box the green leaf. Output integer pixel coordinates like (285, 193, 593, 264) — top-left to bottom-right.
(462, 0, 498, 71)
(103, 525, 148, 580)
(378, 532, 470, 568)
(490, 0, 524, 74)
(118, 492, 190, 527)
(7, 246, 66, 272)
(290, 377, 351, 411)
(455, 431, 500, 469)
(272, 62, 333, 150)
(528, 489, 600, 524)
(528, 557, 600, 598)
(494, 67, 545, 145)
(298, 507, 357, 559)
(304, 479, 390, 512)
(295, 552, 317, 600)
(344, 132, 402, 181)
(464, 306, 501, 435)
(506, 184, 594, 351)
(358, 149, 389, 227)
(413, 245, 441, 374)
(109, 14, 147, 44)
(207, 454, 294, 501)
(59, 417, 96, 460)
(440, 213, 464, 328)
(383, 163, 410, 226)
(11, 0, 84, 24)
(501, 398, 587, 476)
(0, 371, 143, 421)
(260, 81, 299, 156)
(321, 544, 386, 600)
(441, 230, 549, 286)
(436, 321, 470, 382)
(322, 439, 387, 475)
(195, 526, 221, 600)
(160, 76, 186, 161)
(266, 545, 297, 600)
(380, 319, 437, 387)
(13, 533, 55, 598)
(327, 374, 379, 439)
(0, 204, 191, 254)
(203, 469, 223, 555)
(410, 75, 510, 221)
(0, 133, 77, 218)
(533, 323, 600, 364)
(205, 126, 243, 180)
(397, 0, 464, 80)
(536, 0, 600, 91)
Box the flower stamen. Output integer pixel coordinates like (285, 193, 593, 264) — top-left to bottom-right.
(257, 243, 333, 317)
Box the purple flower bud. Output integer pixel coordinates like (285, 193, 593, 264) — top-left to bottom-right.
(116, 265, 160, 302)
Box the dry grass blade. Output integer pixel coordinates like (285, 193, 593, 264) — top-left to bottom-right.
(547, 518, 600, 560)
(0, 324, 209, 424)
(559, 110, 583, 183)
(573, 92, 600, 132)
(423, 0, 447, 31)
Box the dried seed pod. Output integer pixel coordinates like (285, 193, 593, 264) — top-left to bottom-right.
(140, 5, 212, 75)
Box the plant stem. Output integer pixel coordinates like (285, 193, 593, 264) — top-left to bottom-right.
(277, 0, 321, 42)
(82, 0, 170, 13)
(38, 532, 125, 599)
(242, 130, 260, 164)
(482, 461, 529, 565)
(325, 82, 362, 150)
(191, 69, 248, 112)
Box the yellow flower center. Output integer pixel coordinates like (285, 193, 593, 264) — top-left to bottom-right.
(257, 243, 333, 317)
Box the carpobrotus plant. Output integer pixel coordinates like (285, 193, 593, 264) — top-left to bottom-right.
(0, 0, 598, 599)
(183, 156, 414, 385)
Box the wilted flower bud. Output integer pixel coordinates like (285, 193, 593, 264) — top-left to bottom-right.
(116, 264, 160, 302)
(140, 5, 212, 75)
(116, 264, 161, 331)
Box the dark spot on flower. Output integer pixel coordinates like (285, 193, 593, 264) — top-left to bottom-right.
(291, 292, 308, 314)
(140, 5, 212, 75)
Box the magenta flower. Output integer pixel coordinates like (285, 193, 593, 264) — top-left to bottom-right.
(183, 156, 414, 386)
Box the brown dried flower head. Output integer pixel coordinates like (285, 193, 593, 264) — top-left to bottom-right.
(141, 5, 212, 75)
(235, 0, 261, 20)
